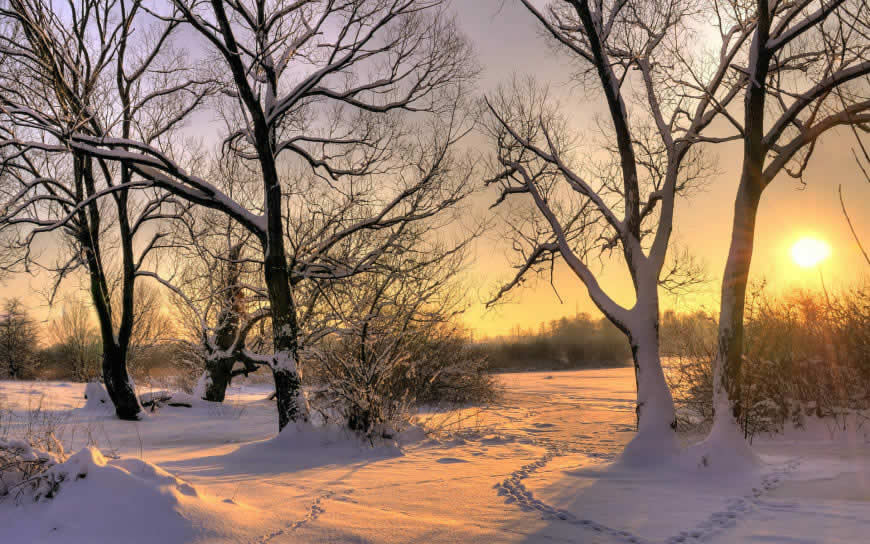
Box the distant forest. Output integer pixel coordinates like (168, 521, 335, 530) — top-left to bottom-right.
(478, 314, 631, 371)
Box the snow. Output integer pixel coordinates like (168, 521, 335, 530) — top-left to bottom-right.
(81, 382, 112, 412)
(273, 350, 298, 373)
(192, 372, 211, 400)
(1, 369, 869, 543)
(2, 446, 267, 543)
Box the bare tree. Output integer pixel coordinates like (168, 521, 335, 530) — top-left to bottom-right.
(166, 169, 267, 402)
(0, 298, 40, 379)
(484, 0, 754, 461)
(708, 0, 870, 457)
(0, 0, 209, 419)
(6, 0, 481, 432)
(48, 298, 101, 382)
(164, 151, 482, 408)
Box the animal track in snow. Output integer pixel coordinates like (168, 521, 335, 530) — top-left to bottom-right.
(494, 423, 802, 544)
(665, 458, 802, 544)
(259, 488, 345, 543)
(494, 440, 648, 544)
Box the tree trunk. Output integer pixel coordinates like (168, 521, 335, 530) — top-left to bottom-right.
(630, 321, 677, 436)
(712, 170, 764, 431)
(101, 343, 141, 420)
(259, 133, 307, 430)
(264, 252, 308, 431)
(202, 355, 236, 402)
(75, 155, 140, 421)
(272, 363, 306, 430)
(619, 300, 678, 465)
(200, 245, 244, 403)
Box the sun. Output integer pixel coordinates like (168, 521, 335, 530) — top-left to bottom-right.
(791, 237, 831, 268)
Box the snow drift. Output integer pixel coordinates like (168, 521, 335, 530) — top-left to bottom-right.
(0, 446, 266, 543)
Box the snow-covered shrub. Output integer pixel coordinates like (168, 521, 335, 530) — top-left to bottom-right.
(0, 438, 65, 501)
(0, 395, 68, 501)
(302, 234, 496, 440)
(308, 321, 496, 440)
(667, 283, 870, 440)
(401, 326, 499, 407)
(663, 311, 716, 429)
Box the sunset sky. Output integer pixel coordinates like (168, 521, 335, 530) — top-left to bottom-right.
(456, 1, 870, 337)
(1, 0, 868, 339)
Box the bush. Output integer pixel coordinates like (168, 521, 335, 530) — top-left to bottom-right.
(0, 394, 67, 502)
(307, 322, 498, 441)
(667, 283, 870, 440)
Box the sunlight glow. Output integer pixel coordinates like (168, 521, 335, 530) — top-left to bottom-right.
(791, 237, 831, 268)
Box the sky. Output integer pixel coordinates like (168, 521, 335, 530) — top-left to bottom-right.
(453, 1, 870, 337)
(1, 0, 868, 339)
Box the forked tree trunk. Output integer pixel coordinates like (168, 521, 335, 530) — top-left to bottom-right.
(101, 343, 140, 420)
(77, 155, 141, 421)
(202, 356, 236, 403)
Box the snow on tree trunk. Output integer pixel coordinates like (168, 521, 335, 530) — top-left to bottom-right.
(263, 234, 309, 430)
(620, 314, 678, 466)
(201, 244, 244, 403)
(272, 353, 308, 431)
(201, 356, 235, 403)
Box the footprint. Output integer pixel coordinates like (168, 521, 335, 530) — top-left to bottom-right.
(436, 457, 469, 464)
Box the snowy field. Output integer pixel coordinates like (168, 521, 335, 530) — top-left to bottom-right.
(1, 368, 869, 543)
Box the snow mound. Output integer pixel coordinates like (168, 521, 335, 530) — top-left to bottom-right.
(81, 382, 112, 412)
(683, 420, 762, 474)
(1, 446, 265, 543)
(222, 422, 407, 472)
(617, 428, 680, 468)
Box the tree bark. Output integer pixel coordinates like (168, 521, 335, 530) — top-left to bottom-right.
(77, 155, 141, 421)
(101, 343, 140, 420)
(262, 180, 307, 430)
(713, 168, 764, 429)
(272, 364, 306, 430)
(711, 9, 771, 432)
(258, 112, 307, 430)
(201, 356, 234, 402)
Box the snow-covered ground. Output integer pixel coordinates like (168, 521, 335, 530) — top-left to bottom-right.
(1, 368, 869, 543)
